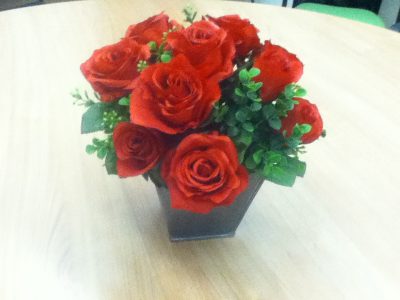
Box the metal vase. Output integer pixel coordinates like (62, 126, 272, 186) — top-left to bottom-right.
(156, 174, 264, 242)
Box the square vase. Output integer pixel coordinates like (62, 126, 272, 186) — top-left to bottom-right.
(156, 174, 264, 242)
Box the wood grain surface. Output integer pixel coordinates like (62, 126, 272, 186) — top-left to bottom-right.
(1, 0, 400, 299)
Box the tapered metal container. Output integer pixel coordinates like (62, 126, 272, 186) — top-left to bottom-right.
(156, 174, 264, 242)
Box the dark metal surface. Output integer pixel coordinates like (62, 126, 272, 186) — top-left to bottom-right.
(157, 174, 264, 242)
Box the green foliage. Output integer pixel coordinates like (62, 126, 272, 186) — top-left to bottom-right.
(81, 103, 106, 134)
(80, 96, 130, 134)
(118, 97, 130, 106)
(71, 89, 96, 107)
(183, 5, 197, 23)
(210, 67, 312, 187)
(85, 136, 117, 175)
(72, 90, 131, 176)
(105, 147, 117, 175)
(275, 84, 307, 117)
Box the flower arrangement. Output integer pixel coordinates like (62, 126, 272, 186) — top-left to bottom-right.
(73, 8, 324, 214)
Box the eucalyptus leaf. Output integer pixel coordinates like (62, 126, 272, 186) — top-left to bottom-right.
(118, 97, 130, 106)
(250, 102, 262, 111)
(263, 165, 296, 187)
(228, 126, 240, 137)
(242, 122, 254, 132)
(245, 156, 257, 170)
(248, 68, 260, 78)
(239, 69, 250, 83)
(85, 144, 96, 154)
(268, 117, 282, 130)
(97, 147, 108, 159)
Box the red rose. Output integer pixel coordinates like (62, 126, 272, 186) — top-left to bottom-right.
(81, 38, 150, 102)
(253, 41, 303, 102)
(167, 20, 235, 82)
(113, 122, 165, 177)
(281, 98, 323, 144)
(125, 12, 179, 45)
(130, 55, 221, 134)
(207, 14, 261, 58)
(161, 133, 249, 214)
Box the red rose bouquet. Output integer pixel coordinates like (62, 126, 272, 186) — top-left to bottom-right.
(73, 8, 324, 214)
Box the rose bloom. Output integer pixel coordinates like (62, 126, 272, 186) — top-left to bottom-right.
(207, 14, 261, 58)
(81, 38, 150, 102)
(281, 98, 323, 144)
(253, 41, 303, 102)
(125, 12, 180, 45)
(167, 20, 235, 82)
(161, 133, 249, 214)
(113, 122, 165, 177)
(130, 55, 221, 134)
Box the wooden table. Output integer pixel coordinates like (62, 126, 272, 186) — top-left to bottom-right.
(1, 0, 400, 299)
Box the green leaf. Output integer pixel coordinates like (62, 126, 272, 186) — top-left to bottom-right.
(160, 52, 172, 63)
(250, 102, 262, 111)
(118, 97, 130, 106)
(227, 126, 240, 137)
(245, 156, 257, 170)
(97, 147, 108, 159)
(85, 144, 97, 154)
(81, 103, 106, 134)
(262, 104, 276, 120)
(252, 149, 264, 164)
(234, 88, 245, 97)
(235, 110, 248, 123)
(105, 148, 117, 175)
(299, 123, 312, 134)
(253, 82, 263, 91)
(248, 67, 260, 78)
(214, 105, 229, 122)
(284, 84, 295, 98)
(294, 87, 307, 97)
(242, 122, 254, 132)
(237, 131, 252, 146)
(268, 117, 282, 130)
(237, 144, 248, 163)
(263, 165, 296, 187)
(287, 157, 306, 177)
(246, 91, 258, 100)
(239, 69, 250, 83)
(265, 151, 282, 164)
(226, 112, 237, 126)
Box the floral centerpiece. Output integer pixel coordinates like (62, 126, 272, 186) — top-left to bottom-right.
(73, 8, 324, 240)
